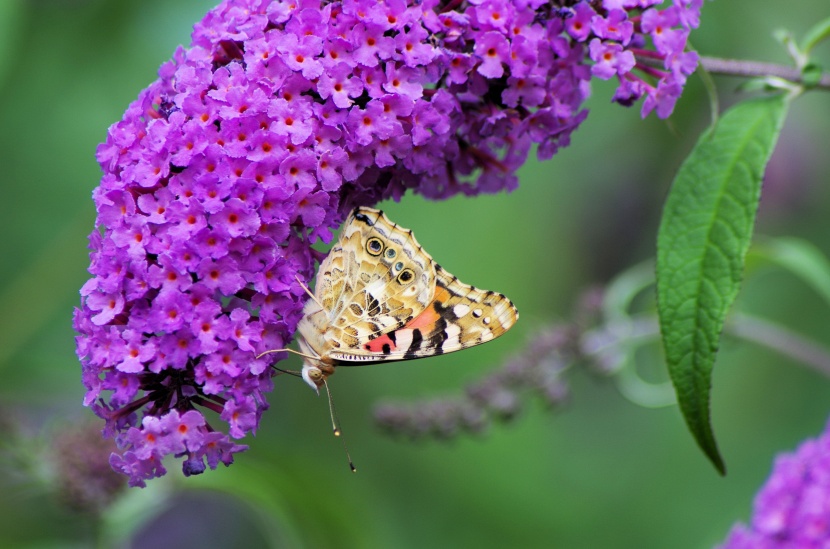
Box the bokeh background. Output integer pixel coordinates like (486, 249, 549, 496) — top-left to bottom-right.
(2, 0, 830, 547)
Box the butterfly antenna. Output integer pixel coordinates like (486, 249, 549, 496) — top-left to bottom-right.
(295, 275, 326, 311)
(323, 380, 357, 473)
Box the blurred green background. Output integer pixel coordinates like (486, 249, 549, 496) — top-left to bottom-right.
(2, 0, 830, 547)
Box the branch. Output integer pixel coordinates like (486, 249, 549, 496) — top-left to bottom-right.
(699, 55, 830, 90)
(590, 312, 830, 380)
(726, 313, 830, 378)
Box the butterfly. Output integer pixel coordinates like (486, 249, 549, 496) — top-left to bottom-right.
(269, 206, 519, 394)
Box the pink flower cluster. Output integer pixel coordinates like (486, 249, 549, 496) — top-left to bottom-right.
(75, 0, 702, 486)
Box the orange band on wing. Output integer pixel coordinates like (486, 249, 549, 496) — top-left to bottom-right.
(363, 287, 448, 354)
(402, 286, 447, 330)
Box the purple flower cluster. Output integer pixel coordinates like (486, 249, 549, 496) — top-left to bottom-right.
(75, 0, 701, 486)
(718, 421, 830, 548)
(570, 0, 701, 118)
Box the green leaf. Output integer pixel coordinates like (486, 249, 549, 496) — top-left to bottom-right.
(801, 16, 830, 56)
(656, 95, 789, 475)
(801, 62, 824, 89)
(774, 28, 804, 67)
(748, 237, 830, 308)
(735, 78, 778, 94)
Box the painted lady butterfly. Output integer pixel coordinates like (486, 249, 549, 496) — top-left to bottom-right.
(267, 207, 519, 394)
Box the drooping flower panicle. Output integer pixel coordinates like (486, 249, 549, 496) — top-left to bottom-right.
(375, 324, 572, 439)
(75, 0, 701, 486)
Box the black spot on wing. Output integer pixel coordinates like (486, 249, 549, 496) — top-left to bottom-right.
(404, 329, 423, 359)
(433, 298, 457, 320)
(366, 293, 381, 316)
(427, 315, 448, 354)
(354, 210, 376, 226)
(382, 343, 391, 355)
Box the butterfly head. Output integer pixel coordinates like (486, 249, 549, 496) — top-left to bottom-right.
(301, 361, 335, 394)
(301, 364, 324, 394)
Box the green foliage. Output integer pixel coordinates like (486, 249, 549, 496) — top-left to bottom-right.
(748, 237, 830, 308)
(656, 95, 789, 474)
(0, 1, 22, 87)
(801, 16, 830, 56)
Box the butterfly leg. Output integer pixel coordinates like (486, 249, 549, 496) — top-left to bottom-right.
(256, 348, 319, 361)
(295, 275, 325, 312)
(256, 348, 320, 380)
(272, 367, 302, 378)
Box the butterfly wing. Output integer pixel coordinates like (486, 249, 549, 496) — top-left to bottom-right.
(311, 207, 437, 354)
(329, 264, 518, 362)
